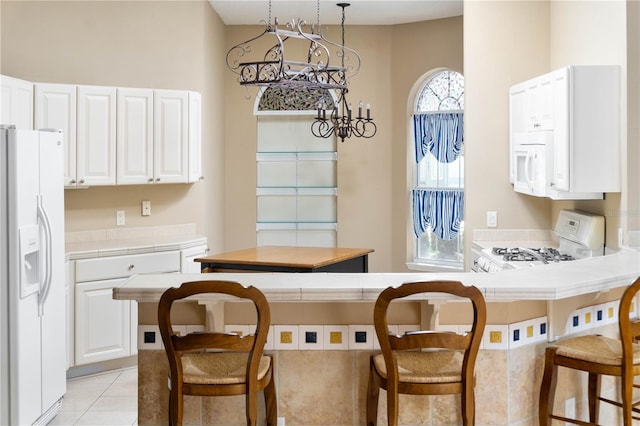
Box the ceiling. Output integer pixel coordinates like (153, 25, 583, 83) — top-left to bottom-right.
(208, 0, 463, 26)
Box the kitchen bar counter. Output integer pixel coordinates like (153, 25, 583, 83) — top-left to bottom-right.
(115, 248, 640, 303)
(194, 246, 373, 273)
(115, 248, 640, 425)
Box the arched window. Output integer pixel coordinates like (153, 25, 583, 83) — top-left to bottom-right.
(411, 70, 464, 271)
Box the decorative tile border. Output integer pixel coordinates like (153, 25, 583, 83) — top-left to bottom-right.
(143, 300, 636, 352)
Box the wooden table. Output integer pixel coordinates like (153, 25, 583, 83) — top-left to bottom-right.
(195, 246, 374, 273)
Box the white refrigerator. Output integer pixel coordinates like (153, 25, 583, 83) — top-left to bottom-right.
(0, 126, 66, 425)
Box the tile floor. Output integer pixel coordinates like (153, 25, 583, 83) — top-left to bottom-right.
(50, 367, 138, 426)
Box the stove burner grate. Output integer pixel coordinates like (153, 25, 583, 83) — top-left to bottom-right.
(491, 247, 574, 263)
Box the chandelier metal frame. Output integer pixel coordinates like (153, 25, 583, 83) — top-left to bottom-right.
(226, 0, 376, 142)
(225, 0, 360, 90)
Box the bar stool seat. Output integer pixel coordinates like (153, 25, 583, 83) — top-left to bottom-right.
(158, 280, 277, 426)
(371, 350, 463, 384)
(539, 276, 640, 426)
(366, 280, 486, 426)
(551, 334, 640, 365)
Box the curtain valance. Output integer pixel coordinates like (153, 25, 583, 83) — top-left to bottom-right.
(413, 112, 464, 164)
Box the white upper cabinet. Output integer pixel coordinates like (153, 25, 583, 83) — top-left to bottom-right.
(525, 73, 554, 131)
(3, 75, 202, 187)
(116, 88, 154, 185)
(508, 83, 527, 183)
(35, 83, 77, 186)
(509, 65, 621, 200)
(77, 85, 117, 186)
(1, 75, 34, 129)
(549, 66, 621, 198)
(153, 90, 189, 184)
(188, 91, 203, 183)
(118, 88, 202, 185)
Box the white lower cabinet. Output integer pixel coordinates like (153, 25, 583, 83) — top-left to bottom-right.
(73, 251, 180, 365)
(180, 244, 208, 273)
(75, 278, 131, 365)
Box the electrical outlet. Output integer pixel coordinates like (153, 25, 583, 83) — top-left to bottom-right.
(487, 211, 497, 228)
(142, 200, 151, 216)
(116, 210, 125, 226)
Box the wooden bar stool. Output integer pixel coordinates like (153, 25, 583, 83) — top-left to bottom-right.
(366, 280, 486, 426)
(158, 280, 277, 426)
(539, 276, 640, 425)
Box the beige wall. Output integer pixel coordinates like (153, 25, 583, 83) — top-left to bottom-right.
(464, 0, 633, 264)
(464, 1, 552, 266)
(628, 0, 640, 236)
(1, 1, 634, 272)
(390, 17, 464, 271)
(223, 18, 463, 272)
(0, 0, 227, 254)
(548, 0, 628, 249)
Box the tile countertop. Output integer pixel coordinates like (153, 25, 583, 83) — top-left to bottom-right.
(113, 248, 640, 303)
(66, 234, 208, 260)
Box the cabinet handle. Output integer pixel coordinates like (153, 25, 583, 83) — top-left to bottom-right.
(155, 178, 160, 182)
(550, 182, 556, 187)
(199, 176, 204, 181)
(70, 179, 76, 184)
(79, 179, 85, 184)
(128, 264, 135, 271)
(148, 178, 154, 183)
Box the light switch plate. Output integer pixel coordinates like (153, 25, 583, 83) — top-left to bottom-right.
(487, 211, 497, 228)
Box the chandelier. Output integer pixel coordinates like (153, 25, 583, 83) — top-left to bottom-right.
(226, 1, 376, 142)
(226, 0, 358, 90)
(310, 3, 376, 142)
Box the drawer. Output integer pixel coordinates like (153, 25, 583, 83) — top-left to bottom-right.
(75, 251, 180, 282)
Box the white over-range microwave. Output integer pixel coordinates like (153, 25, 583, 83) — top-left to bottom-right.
(512, 131, 553, 197)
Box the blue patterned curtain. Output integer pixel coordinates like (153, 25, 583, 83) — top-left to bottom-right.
(412, 112, 464, 241)
(413, 113, 464, 164)
(412, 189, 464, 240)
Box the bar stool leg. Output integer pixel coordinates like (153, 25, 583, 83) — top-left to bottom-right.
(366, 357, 381, 426)
(587, 372, 601, 423)
(539, 347, 559, 426)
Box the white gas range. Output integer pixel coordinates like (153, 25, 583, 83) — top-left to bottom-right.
(474, 210, 605, 273)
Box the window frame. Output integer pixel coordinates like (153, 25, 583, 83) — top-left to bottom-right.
(407, 69, 465, 272)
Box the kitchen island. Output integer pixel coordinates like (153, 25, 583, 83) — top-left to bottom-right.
(115, 249, 640, 425)
(195, 246, 374, 273)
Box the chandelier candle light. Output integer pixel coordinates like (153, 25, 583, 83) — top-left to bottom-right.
(311, 3, 376, 142)
(225, 0, 376, 142)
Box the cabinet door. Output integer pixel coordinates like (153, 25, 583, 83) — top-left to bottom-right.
(117, 88, 154, 185)
(188, 91, 203, 183)
(75, 278, 130, 365)
(551, 68, 570, 191)
(0, 75, 33, 129)
(526, 74, 553, 131)
(130, 301, 138, 357)
(508, 83, 527, 183)
(154, 90, 188, 183)
(77, 85, 116, 186)
(35, 83, 77, 187)
(65, 260, 75, 368)
(181, 245, 208, 273)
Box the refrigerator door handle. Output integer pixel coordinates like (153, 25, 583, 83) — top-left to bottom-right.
(36, 194, 53, 317)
